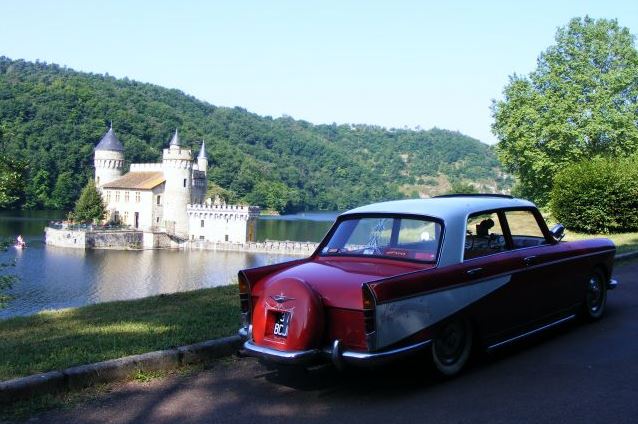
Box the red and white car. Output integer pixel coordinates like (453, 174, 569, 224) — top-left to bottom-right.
(238, 195, 618, 376)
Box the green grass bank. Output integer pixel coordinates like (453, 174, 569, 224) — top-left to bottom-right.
(564, 231, 638, 254)
(0, 285, 239, 381)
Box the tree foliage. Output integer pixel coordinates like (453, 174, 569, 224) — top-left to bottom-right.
(70, 180, 106, 223)
(492, 17, 638, 205)
(0, 155, 28, 209)
(550, 155, 638, 233)
(0, 56, 507, 213)
(446, 181, 479, 195)
(0, 239, 17, 309)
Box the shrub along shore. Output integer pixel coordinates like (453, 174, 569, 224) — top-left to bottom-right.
(1, 229, 636, 382)
(0, 285, 239, 381)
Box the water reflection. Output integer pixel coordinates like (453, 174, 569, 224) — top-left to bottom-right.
(0, 211, 338, 319)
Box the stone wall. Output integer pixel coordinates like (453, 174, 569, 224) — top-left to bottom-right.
(45, 227, 143, 249)
(187, 240, 319, 256)
(87, 231, 143, 249)
(44, 227, 87, 248)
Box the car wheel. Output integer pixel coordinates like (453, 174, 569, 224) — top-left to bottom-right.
(583, 269, 607, 321)
(431, 317, 473, 377)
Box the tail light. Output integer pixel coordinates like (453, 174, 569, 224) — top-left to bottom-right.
(362, 284, 376, 350)
(238, 272, 252, 328)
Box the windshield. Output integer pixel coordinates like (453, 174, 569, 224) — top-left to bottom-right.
(320, 215, 442, 263)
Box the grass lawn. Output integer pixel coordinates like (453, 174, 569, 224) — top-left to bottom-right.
(563, 231, 638, 254)
(0, 285, 239, 381)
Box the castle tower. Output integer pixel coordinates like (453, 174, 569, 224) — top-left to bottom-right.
(197, 140, 208, 176)
(94, 124, 124, 187)
(162, 129, 193, 238)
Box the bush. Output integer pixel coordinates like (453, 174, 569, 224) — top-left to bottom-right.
(550, 156, 638, 233)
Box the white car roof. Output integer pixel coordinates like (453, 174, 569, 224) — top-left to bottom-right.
(340, 196, 537, 266)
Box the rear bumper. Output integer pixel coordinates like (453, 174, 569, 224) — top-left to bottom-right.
(240, 337, 432, 368)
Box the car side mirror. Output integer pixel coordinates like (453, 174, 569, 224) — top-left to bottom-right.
(550, 224, 565, 241)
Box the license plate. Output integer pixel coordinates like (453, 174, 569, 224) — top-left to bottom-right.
(273, 311, 290, 338)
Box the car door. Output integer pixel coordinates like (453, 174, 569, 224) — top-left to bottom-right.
(460, 210, 535, 341)
(502, 209, 577, 321)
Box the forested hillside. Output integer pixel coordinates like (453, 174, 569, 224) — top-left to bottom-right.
(0, 57, 508, 213)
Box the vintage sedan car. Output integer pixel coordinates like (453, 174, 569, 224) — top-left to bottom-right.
(238, 195, 618, 376)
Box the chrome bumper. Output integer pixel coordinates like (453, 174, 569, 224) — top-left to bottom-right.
(608, 278, 619, 290)
(240, 337, 432, 368)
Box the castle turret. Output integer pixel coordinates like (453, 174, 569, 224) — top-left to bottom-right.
(94, 124, 124, 187)
(162, 129, 193, 238)
(197, 140, 208, 175)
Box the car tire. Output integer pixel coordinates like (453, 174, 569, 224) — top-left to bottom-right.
(583, 269, 607, 321)
(431, 317, 473, 377)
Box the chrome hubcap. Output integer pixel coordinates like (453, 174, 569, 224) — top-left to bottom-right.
(435, 322, 465, 365)
(586, 276, 603, 312)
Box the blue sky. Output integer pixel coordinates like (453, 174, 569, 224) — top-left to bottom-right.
(1, 1, 637, 144)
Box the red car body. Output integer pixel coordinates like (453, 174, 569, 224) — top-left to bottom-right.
(238, 195, 617, 374)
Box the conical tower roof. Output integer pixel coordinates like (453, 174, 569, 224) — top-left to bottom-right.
(198, 140, 206, 159)
(95, 124, 124, 152)
(169, 129, 180, 147)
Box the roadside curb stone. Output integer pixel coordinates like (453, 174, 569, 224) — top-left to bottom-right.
(0, 335, 241, 403)
(615, 251, 638, 261)
(0, 371, 65, 403)
(178, 336, 243, 365)
(64, 349, 180, 391)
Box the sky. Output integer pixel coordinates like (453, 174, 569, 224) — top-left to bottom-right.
(1, 1, 637, 145)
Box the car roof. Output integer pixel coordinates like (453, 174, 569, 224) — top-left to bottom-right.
(340, 195, 538, 266)
(341, 196, 535, 220)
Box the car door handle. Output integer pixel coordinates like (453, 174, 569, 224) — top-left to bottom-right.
(466, 268, 483, 277)
(523, 256, 537, 266)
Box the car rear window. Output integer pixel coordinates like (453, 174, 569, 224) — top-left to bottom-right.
(321, 216, 441, 263)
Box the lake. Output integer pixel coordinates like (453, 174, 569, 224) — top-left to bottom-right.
(0, 210, 337, 319)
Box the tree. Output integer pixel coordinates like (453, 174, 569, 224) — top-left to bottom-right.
(0, 239, 17, 309)
(0, 155, 27, 209)
(492, 17, 638, 205)
(446, 181, 479, 195)
(50, 171, 79, 211)
(70, 180, 106, 223)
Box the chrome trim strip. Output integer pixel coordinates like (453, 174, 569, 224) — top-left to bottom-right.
(608, 278, 619, 290)
(338, 339, 432, 366)
(487, 314, 577, 351)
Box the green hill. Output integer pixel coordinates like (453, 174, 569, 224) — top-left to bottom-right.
(0, 57, 509, 213)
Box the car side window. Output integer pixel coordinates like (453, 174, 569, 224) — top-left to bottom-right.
(504, 210, 548, 249)
(464, 212, 507, 260)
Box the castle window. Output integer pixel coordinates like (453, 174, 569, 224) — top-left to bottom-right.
(200, 219, 205, 228)
(183, 178, 187, 188)
(156, 217, 160, 223)
(199, 235, 205, 240)
(96, 176, 100, 185)
(157, 195, 161, 205)
(106, 191, 111, 203)
(123, 211, 129, 223)
(225, 234, 229, 242)
(124, 191, 130, 202)
(135, 192, 141, 203)
(115, 191, 120, 202)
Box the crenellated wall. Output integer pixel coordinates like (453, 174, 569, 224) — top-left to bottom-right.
(186, 203, 260, 243)
(129, 163, 164, 172)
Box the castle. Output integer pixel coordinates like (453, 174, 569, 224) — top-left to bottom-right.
(93, 125, 259, 242)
